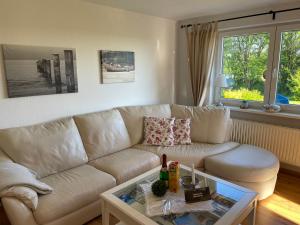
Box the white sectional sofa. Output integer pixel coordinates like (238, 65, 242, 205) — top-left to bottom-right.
(0, 104, 279, 225)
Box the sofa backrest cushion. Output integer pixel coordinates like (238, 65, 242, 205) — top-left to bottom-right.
(117, 104, 171, 145)
(171, 104, 231, 144)
(74, 109, 131, 160)
(0, 118, 88, 178)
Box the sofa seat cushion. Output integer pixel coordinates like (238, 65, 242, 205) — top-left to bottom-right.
(0, 118, 87, 178)
(117, 104, 171, 145)
(74, 109, 131, 160)
(204, 144, 280, 183)
(171, 104, 231, 144)
(89, 148, 160, 184)
(134, 142, 240, 168)
(34, 165, 116, 224)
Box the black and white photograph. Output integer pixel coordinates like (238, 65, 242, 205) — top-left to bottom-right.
(100, 50, 135, 83)
(2, 44, 78, 98)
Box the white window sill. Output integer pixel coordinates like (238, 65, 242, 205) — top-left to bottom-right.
(228, 106, 300, 120)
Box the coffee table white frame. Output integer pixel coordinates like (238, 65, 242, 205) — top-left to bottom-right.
(100, 164, 258, 225)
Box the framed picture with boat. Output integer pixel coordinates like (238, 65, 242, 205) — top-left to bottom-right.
(99, 50, 135, 84)
(2, 44, 78, 98)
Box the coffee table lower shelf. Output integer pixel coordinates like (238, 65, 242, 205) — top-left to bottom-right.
(101, 200, 257, 225)
(100, 164, 258, 225)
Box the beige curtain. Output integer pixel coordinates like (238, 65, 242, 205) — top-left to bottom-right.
(185, 22, 218, 106)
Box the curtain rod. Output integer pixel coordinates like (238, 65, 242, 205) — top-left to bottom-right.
(180, 7, 300, 28)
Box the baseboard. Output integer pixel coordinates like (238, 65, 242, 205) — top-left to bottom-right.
(280, 163, 300, 178)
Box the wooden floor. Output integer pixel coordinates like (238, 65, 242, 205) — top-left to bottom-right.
(86, 171, 300, 225)
(255, 172, 300, 225)
(1, 171, 299, 225)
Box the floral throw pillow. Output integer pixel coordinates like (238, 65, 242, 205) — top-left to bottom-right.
(143, 117, 175, 146)
(173, 118, 191, 145)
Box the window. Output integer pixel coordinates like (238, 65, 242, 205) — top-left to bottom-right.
(275, 30, 300, 105)
(216, 24, 300, 112)
(222, 32, 270, 102)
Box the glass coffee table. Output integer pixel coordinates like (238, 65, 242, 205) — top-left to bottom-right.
(100, 164, 258, 225)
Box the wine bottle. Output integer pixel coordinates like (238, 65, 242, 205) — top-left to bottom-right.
(159, 154, 169, 187)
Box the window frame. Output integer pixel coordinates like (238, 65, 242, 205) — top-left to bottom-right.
(270, 23, 300, 113)
(215, 26, 276, 108)
(215, 23, 300, 114)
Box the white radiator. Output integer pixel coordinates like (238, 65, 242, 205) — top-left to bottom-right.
(230, 119, 300, 167)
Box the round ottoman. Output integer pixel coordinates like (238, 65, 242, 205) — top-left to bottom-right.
(204, 144, 280, 200)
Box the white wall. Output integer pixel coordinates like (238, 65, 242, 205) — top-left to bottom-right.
(0, 0, 176, 129)
(176, 2, 300, 106)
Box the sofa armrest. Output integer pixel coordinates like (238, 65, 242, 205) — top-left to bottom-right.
(1, 186, 38, 210)
(1, 197, 38, 225)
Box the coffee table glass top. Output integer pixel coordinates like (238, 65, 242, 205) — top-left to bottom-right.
(112, 165, 255, 225)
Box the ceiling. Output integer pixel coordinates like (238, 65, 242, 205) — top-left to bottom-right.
(86, 0, 299, 20)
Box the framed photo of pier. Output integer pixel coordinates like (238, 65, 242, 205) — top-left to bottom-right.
(99, 50, 135, 84)
(2, 44, 78, 98)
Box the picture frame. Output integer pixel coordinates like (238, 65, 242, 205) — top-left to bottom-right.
(99, 50, 135, 84)
(2, 44, 78, 98)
